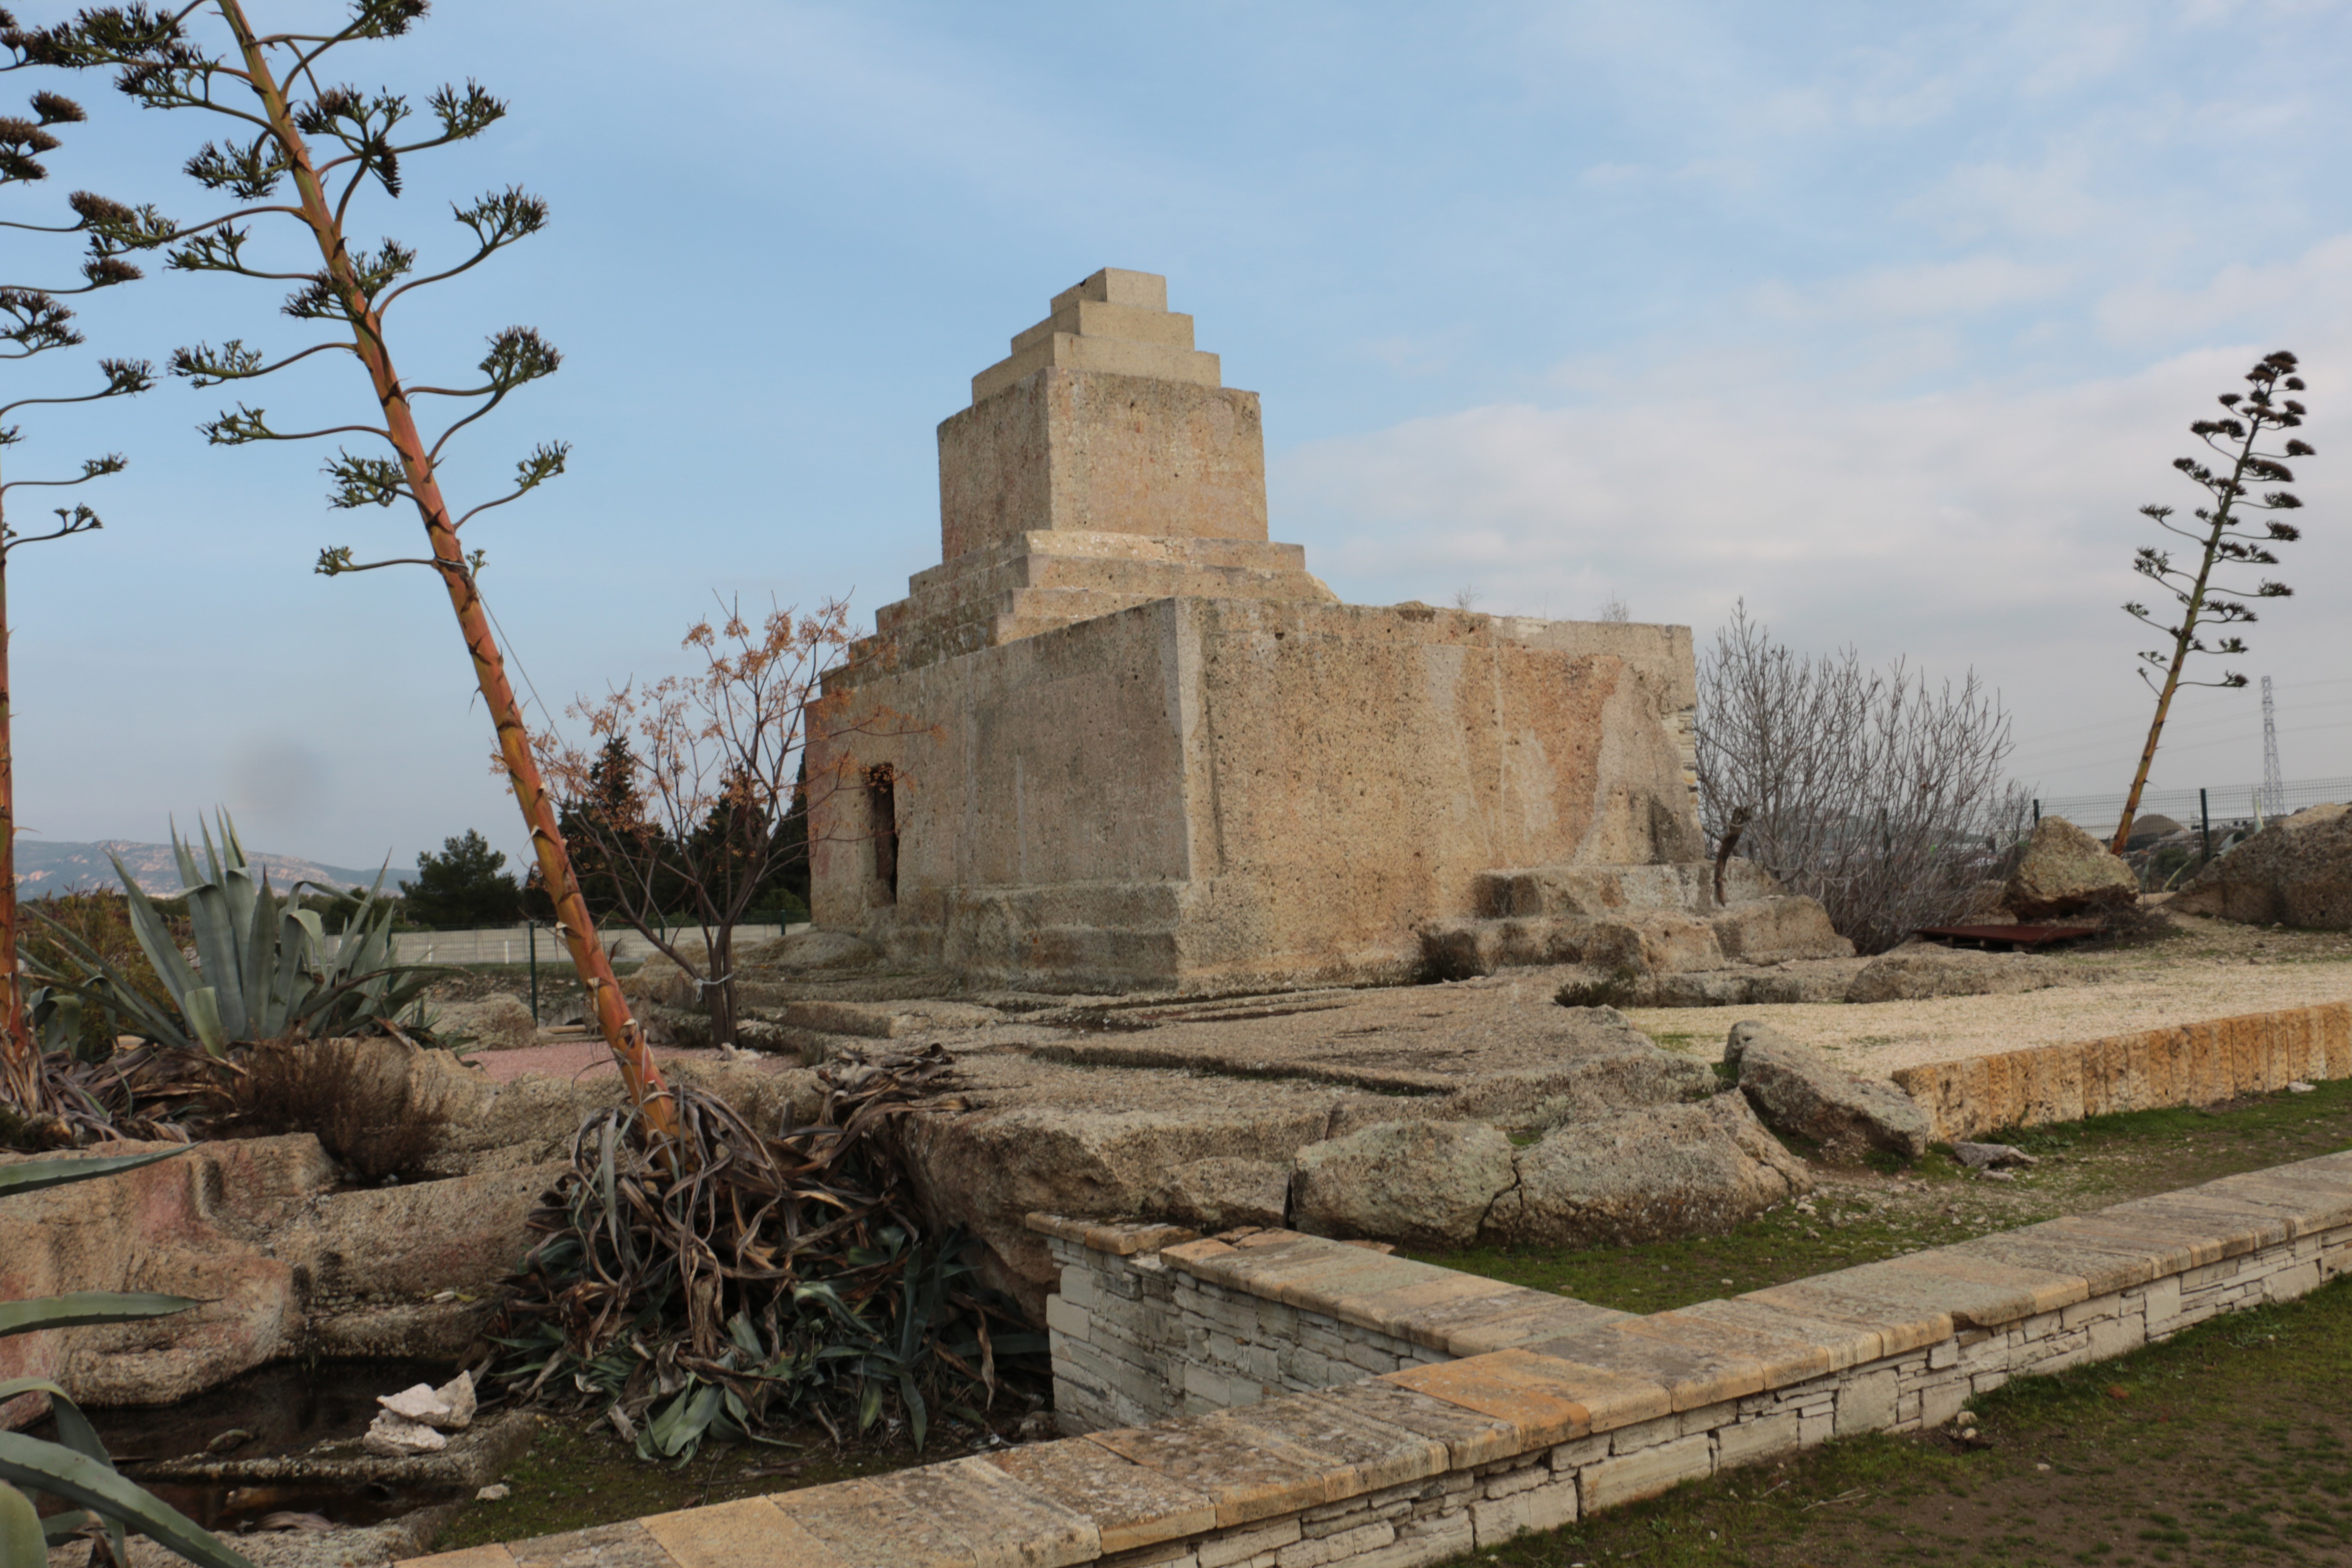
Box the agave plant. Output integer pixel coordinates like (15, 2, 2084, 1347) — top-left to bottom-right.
(30, 812, 441, 1054)
(0, 1146, 252, 1568)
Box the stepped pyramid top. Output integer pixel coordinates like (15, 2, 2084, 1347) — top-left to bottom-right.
(969, 267, 1222, 403)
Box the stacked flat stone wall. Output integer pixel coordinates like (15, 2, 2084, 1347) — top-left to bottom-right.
(1893, 999, 2351, 1142)
(404, 1153, 2352, 1568)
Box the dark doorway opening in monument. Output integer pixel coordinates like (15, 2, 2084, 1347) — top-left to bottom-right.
(867, 764, 899, 905)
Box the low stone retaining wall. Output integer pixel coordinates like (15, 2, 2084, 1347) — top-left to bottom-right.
(401, 1149, 2352, 1568)
(1892, 999, 2351, 1142)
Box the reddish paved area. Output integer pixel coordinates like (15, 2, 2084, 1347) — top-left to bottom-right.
(471, 1037, 734, 1084)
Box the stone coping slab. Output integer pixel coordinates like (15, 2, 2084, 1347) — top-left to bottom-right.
(1892, 1000, 2352, 1141)
(404, 1148, 2352, 1568)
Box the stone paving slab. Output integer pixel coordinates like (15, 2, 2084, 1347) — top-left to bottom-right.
(1084, 1415, 1340, 1525)
(640, 1498, 846, 1568)
(1515, 1320, 1772, 1412)
(986, 1438, 1218, 1553)
(1739, 1274, 1953, 1355)
(1666, 1297, 1888, 1369)
(1208, 1390, 1451, 1494)
(1307, 1376, 1527, 1468)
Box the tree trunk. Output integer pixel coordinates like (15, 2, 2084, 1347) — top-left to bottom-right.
(0, 543, 42, 1113)
(706, 923, 737, 1049)
(215, 1, 679, 1138)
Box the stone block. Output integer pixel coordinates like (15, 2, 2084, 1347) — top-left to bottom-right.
(1712, 1411, 1800, 1471)
(1276, 1520, 1395, 1568)
(2267, 1259, 2323, 1302)
(1468, 1478, 1579, 1546)
(1835, 1369, 1897, 1437)
(1046, 1295, 1091, 1341)
(1197, 1521, 1303, 1568)
(1580, 1435, 1712, 1513)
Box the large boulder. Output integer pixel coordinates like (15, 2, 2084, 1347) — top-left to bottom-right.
(1723, 1021, 1930, 1162)
(1843, 944, 2080, 1004)
(1148, 1157, 1290, 1231)
(1708, 896, 1854, 963)
(2005, 817, 2138, 920)
(2172, 803, 2352, 928)
(431, 993, 539, 1051)
(1482, 1094, 1811, 1247)
(1289, 1121, 1517, 1249)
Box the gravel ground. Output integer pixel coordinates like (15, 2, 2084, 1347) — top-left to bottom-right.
(1625, 910, 2352, 1080)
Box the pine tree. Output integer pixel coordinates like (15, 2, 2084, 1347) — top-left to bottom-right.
(403, 829, 521, 929)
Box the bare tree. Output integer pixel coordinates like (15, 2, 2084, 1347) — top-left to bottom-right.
(2113, 350, 2312, 851)
(533, 598, 864, 1047)
(1695, 603, 2031, 953)
(1593, 593, 1631, 623)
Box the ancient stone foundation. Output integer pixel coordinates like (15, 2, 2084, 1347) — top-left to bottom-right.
(401, 1150, 2352, 1568)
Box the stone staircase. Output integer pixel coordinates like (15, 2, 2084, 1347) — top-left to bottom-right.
(1422, 860, 1853, 980)
(863, 529, 1335, 668)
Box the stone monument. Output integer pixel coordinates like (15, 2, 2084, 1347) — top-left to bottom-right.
(808, 269, 1834, 991)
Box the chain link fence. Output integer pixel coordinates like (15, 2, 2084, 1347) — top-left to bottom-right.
(2031, 775, 2352, 892)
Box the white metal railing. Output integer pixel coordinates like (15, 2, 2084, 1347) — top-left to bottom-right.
(318, 922, 790, 966)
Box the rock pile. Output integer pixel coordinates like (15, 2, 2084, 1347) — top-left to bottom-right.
(2172, 802, 2352, 928)
(362, 1370, 476, 1456)
(2005, 817, 2138, 921)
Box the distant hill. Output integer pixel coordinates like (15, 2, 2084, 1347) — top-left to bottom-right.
(13, 839, 413, 897)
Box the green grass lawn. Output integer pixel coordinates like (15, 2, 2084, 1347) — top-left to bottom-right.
(1408, 1078, 2352, 1314)
(1443, 1273, 2352, 1567)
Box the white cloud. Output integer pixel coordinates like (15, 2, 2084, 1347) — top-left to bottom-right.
(1276, 233, 2352, 796)
(1755, 255, 2074, 322)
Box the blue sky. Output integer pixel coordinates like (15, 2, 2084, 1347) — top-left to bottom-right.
(7, 0, 2350, 871)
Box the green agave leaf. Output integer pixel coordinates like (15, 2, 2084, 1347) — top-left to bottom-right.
(182, 987, 228, 1055)
(0, 1147, 188, 1196)
(1, 1479, 45, 1567)
(110, 853, 206, 1015)
(0, 1430, 254, 1568)
(185, 887, 248, 1042)
(0, 1292, 200, 1340)
(243, 874, 278, 1032)
(44, 1505, 98, 1545)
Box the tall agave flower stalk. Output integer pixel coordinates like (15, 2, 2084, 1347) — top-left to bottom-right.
(0, 32, 155, 1117)
(31, 2, 681, 1136)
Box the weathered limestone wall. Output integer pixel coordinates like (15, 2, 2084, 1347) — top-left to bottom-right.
(403, 1152, 2352, 1568)
(1893, 1000, 2352, 1141)
(810, 597, 1698, 989)
(805, 267, 1705, 991)
(939, 371, 1268, 559)
(1033, 1180, 2352, 1442)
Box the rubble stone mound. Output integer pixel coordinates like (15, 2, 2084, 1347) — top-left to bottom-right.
(2173, 802, 2352, 928)
(1843, 943, 2082, 1004)
(1723, 1020, 1930, 1162)
(2005, 816, 2138, 920)
(1482, 1094, 1812, 1247)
